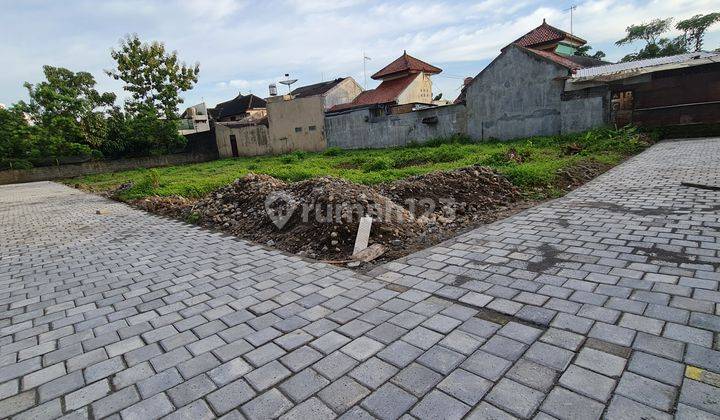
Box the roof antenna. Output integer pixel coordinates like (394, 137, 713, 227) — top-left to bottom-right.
(363, 50, 372, 89)
(564, 5, 577, 34)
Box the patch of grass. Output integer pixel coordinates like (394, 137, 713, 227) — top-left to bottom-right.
(65, 126, 649, 201)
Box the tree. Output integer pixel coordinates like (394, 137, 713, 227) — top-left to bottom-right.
(616, 18, 673, 46)
(616, 18, 690, 62)
(19, 66, 115, 149)
(106, 34, 200, 119)
(575, 45, 606, 60)
(676, 13, 720, 52)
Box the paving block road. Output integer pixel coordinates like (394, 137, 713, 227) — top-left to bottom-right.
(1, 138, 720, 419)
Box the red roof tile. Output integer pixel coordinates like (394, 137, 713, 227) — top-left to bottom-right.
(329, 74, 417, 111)
(525, 48, 585, 70)
(371, 51, 442, 80)
(511, 20, 586, 49)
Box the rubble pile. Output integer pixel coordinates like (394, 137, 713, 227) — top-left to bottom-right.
(133, 166, 523, 263)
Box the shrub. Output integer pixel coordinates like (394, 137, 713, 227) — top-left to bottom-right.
(362, 156, 393, 172)
(323, 147, 343, 156)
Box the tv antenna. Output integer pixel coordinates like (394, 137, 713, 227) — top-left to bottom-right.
(362, 51, 371, 89)
(565, 5, 577, 34)
(278, 74, 297, 94)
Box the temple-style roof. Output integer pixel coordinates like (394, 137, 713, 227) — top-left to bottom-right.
(371, 51, 442, 80)
(511, 19, 587, 50)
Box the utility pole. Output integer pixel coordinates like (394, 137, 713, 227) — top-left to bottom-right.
(565, 5, 577, 34)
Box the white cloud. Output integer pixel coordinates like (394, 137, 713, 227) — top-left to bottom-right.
(1, 0, 719, 106)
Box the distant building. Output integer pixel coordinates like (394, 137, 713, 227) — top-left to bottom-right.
(178, 103, 211, 135)
(266, 77, 362, 152)
(211, 94, 267, 123)
(464, 20, 609, 140)
(330, 51, 442, 112)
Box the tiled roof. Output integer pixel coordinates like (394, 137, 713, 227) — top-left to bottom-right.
(371, 51, 442, 80)
(291, 78, 345, 98)
(329, 74, 417, 111)
(512, 20, 586, 49)
(216, 94, 266, 119)
(524, 48, 585, 70)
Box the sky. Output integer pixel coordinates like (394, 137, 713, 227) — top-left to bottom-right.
(1, 0, 719, 110)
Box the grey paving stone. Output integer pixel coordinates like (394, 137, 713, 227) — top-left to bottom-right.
(541, 387, 605, 420)
(675, 403, 720, 420)
(506, 358, 558, 392)
(401, 326, 443, 350)
(540, 328, 585, 351)
(137, 368, 183, 399)
(280, 397, 336, 420)
(318, 375, 370, 413)
(163, 399, 215, 420)
(461, 349, 512, 381)
(206, 379, 256, 414)
(361, 383, 418, 420)
(311, 331, 351, 354)
(166, 373, 217, 407)
(349, 357, 399, 389)
(0, 390, 36, 418)
(628, 351, 684, 386)
(177, 352, 222, 379)
(524, 342, 573, 371)
(376, 340, 424, 368)
(685, 344, 720, 374)
(664, 322, 714, 347)
(615, 372, 677, 411)
(313, 351, 359, 380)
(279, 345, 323, 372)
(559, 365, 615, 402)
(120, 393, 175, 420)
(416, 345, 465, 374)
(64, 379, 110, 410)
(466, 402, 517, 420)
(410, 390, 470, 420)
(91, 386, 140, 418)
(679, 379, 720, 416)
(437, 368, 492, 405)
(487, 378, 544, 418)
(38, 370, 84, 403)
(279, 368, 329, 403)
(574, 347, 626, 377)
(391, 362, 443, 397)
(10, 398, 62, 420)
(244, 360, 291, 391)
(497, 322, 543, 344)
(588, 322, 635, 346)
(604, 395, 672, 420)
(341, 336, 384, 361)
(633, 332, 685, 362)
(113, 362, 154, 390)
(241, 389, 293, 420)
(481, 335, 527, 361)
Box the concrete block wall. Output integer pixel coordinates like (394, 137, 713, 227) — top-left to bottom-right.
(325, 104, 466, 149)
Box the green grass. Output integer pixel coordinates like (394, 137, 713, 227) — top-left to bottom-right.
(65, 126, 650, 201)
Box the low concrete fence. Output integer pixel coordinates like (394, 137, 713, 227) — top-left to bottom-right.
(326, 104, 467, 149)
(0, 152, 218, 185)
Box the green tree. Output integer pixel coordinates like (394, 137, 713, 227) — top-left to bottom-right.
(574, 45, 606, 60)
(616, 18, 690, 62)
(0, 105, 36, 168)
(676, 13, 720, 52)
(106, 34, 200, 119)
(19, 66, 115, 149)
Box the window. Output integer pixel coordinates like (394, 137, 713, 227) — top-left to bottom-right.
(308, 125, 317, 131)
(294, 127, 302, 133)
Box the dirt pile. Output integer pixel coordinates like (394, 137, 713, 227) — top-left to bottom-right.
(133, 166, 523, 264)
(556, 159, 611, 189)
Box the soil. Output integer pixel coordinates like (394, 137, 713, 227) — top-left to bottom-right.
(127, 162, 600, 270)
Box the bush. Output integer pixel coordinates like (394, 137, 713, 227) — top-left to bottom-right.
(323, 147, 343, 156)
(362, 156, 393, 172)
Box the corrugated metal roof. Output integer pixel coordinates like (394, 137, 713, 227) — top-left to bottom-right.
(573, 52, 720, 79)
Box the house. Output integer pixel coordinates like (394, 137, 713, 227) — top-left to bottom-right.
(564, 51, 720, 130)
(265, 77, 362, 152)
(178, 103, 211, 135)
(330, 51, 442, 113)
(211, 93, 267, 123)
(215, 118, 271, 158)
(464, 20, 608, 140)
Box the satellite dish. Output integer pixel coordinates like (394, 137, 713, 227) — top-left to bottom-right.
(278, 74, 298, 93)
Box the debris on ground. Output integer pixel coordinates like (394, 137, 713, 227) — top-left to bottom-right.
(555, 159, 611, 189)
(131, 162, 598, 268)
(95, 208, 110, 215)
